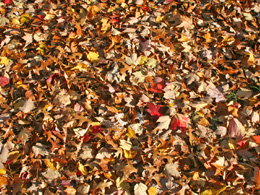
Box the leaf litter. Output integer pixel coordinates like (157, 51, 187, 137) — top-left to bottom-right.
(0, 0, 260, 194)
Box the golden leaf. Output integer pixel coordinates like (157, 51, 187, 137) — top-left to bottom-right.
(248, 51, 255, 63)
(126, 127, 135, 138)
(20, 13, 30, 23)
(43, 159, 56, 170)
(87, 52, 99, 62)
(0, 169, 6, 175)
(124, 149, 137, 159)
(0, 57, 10, 66)
(148, 186, 157, 195)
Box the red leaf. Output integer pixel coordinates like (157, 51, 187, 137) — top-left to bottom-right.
(83, 133, 92, 143)
(236, 139, 248, 149)
(91, 125, 102, 133)
(148, 83, 164, 93)
(0, 76, 9, 87)
(171, 115, 189, 131)
(37, 14, 45, 20)
(146, 103, 163, 117)
(4, 0, 12, 4)
(46, 71, 60, 85)
(253, 136, 260, 145)
(141, 6, 150, 11)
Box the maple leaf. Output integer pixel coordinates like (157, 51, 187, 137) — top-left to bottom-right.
(146, 103, 163, 117)
(171, 115, 189, 131)
(0, 76, 9, 87)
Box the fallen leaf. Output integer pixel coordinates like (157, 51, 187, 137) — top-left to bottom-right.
(19, 98, 35, 113)
(146, 103, 163, 117)
(156, 115, 171, 130)
(171, 115, 189, 131)
(134, 183, 148, 195)
(0, 76, 9, 87)
(87, 52, 99, 62)
(148, 186, 157, 195)
(228, 118, 244, 138)
(78, 162, 88, 175)
(164, 163, 180, 178)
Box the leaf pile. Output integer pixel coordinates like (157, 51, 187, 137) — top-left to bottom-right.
(1, 0, 260, 194)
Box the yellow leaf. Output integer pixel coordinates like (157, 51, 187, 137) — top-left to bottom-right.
(139, 55, 148, 65)
(156, 15, 165, 23)
(78, 162, 88, 175)
(0, 57, 10, 66)
(43, 159, 56, 170)
(148, 186, 157, 195)
(178, 34, 189, 42)
(20, 13, 30, 23)
(126, 127, 135, 138)
(201, 186, 226, 195)
(87, 52, 99, 62)
(71, 63, 89, 72)
(11, 18, 20, 25)
(0, 169, 6, 175)
(101, 18, 110, 32)
(91, 122, 100, 126)
(123, 149, 137, 159)
(201, 189, 213, 195)
(248, 51, 255, 63)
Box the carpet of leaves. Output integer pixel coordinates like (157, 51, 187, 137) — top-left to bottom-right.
(1, 0, 260, 194)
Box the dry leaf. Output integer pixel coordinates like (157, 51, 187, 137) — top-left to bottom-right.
(134, 183, 148, 195)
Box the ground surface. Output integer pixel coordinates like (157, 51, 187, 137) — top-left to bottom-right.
(0, 0, 260, 194)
